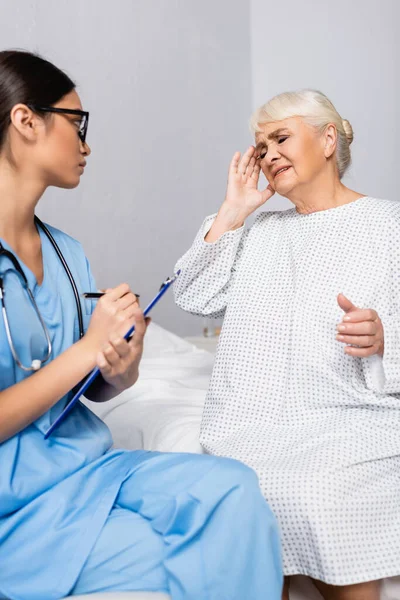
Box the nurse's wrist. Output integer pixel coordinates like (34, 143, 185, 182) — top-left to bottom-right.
(76, 336, 99, 370)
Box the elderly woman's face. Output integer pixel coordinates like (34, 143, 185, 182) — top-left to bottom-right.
(254, 117, 328, 197)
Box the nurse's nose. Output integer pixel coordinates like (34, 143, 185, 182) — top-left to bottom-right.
(80, 139, 91, 157)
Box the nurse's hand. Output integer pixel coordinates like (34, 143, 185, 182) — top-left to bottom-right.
(85, 283, 139, 350)
(205, 147, 274, 242)
(96, 307, 150, 391)
(336, 293, 384, 357)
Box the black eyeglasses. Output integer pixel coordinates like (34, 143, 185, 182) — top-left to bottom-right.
(28, 105, 90, 144)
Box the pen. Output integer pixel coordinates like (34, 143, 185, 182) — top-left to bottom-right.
(82, 292, 140, 299)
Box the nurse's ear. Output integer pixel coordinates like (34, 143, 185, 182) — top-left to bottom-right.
(9, 104, 44, 143)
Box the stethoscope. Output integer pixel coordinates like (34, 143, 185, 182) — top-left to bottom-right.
(0, 216, 84, 371)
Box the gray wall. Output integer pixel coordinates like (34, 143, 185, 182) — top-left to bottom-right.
(0, 0, 252, 336)
(250, 0, 400, 212)
(2, 0, 399, 334)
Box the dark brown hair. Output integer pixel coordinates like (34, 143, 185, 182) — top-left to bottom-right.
(0, 50, 75, 149)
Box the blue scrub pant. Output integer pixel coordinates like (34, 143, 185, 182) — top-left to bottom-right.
(72, 451, 282, 599)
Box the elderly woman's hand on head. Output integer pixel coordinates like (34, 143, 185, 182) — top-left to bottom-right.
(205, 146, 275, 243)
(223, 146, 275, 220)
(336, 293, 384, 357)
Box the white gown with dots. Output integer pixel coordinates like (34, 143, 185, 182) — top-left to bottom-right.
(174, 197, 400, 585)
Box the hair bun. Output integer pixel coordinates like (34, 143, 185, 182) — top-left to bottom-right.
(342, 119, 354, 145)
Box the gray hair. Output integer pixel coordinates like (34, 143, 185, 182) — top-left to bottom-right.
(250, 89, 353, 178)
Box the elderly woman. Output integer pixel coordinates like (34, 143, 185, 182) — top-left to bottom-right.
(174, 89, 400, 600)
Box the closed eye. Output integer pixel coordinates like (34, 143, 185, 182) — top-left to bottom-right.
(257, 136, 288, 159)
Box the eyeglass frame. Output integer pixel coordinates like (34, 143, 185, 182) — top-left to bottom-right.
(28, 105, 90, 144)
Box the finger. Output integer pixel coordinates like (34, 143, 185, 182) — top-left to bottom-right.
(129, 309, 147, 347)
(245, 156, 256, 178)
(97, 351, 112, 373)
(121, 305, 141, 323)
(250, 162, 261, 181)
(103, 342, 124, 367)
(130, 317, 150, 338)
(109, 335, 131, 358)
(342, 308, 378, 323)
(260, 184, 275, 203)
(238, 146, 255, 175)
(124, 310, 145, 342)
(113, 314, 136, 342)
(229, 151, 241, 175)
(336, 321, 376, 335)
(116, 292, 139, 312)
(336, 334, 376, 347)
(337, 293, 358, 314)
(107, 283, 131, 302)
(344, 344, 380, 358)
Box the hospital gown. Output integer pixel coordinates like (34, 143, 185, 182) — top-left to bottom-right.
(0, 223, 282, 600)
(174, 196, 400, 585)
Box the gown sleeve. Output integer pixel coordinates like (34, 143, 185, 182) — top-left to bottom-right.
(173, 214, 248, 318)
(362, 215, 400, 395)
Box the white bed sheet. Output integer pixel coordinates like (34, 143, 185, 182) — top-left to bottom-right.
(82, 323, 400, 600)
(83, 323, 211, 454)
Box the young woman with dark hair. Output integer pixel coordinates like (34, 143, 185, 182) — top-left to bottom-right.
(0, 50, 282, 600)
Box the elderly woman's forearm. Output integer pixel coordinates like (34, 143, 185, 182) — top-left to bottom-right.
(205, 203, 245, 242)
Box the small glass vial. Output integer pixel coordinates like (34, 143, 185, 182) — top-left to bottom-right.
(202, 316, 222, 338)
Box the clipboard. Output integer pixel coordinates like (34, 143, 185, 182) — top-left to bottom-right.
(44, 271, 180, 439)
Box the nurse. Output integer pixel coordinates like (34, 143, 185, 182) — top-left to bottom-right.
(0, 50, 282, 600)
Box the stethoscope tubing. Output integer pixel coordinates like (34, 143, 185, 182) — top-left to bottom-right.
(34, 216, 84, 340)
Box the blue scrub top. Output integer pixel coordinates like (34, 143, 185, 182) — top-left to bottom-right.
(0, 224, 135, 599)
